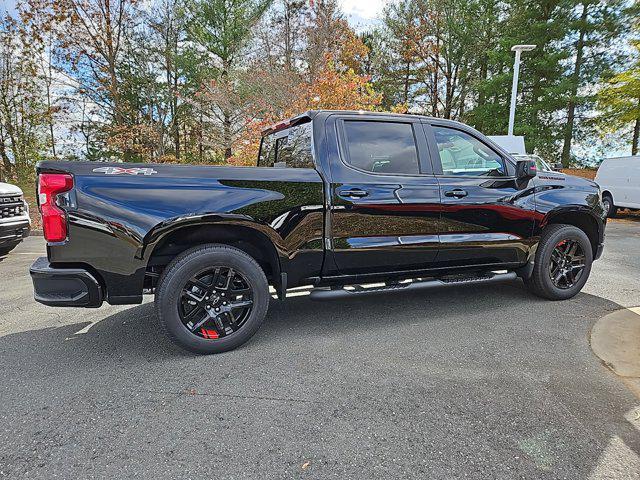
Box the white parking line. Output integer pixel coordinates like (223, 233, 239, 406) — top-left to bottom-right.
(73, 319, 104, 336)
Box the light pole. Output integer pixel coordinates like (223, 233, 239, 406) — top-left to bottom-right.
(508, 44, 536, 136)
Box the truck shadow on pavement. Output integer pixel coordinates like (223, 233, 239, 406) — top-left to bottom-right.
(1, 280, 639, 478)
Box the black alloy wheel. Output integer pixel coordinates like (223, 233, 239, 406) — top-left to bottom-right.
(548, 239, 586, 289)
(524, 224, 593, 300)
(179, 266, 254, 339)
(156, 244, 269, 354)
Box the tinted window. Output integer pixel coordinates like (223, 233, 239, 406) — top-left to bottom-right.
(514, 154, 553, 172)
(433, 126, 505, 176)
(258, 122, 314, 168)
(342, 121, 420, 174)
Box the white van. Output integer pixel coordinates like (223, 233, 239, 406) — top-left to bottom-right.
(595, 156, 640, 217)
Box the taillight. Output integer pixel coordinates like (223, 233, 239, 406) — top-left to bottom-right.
(38, 173, 73, 242)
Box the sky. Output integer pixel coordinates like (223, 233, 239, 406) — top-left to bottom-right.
(1, 0, 389, 26)
(0, 0, 16, 14)
(340, 0, 387, 30)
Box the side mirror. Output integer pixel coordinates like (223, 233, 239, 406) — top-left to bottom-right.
(516, 159, 537, 180)
(551, 162, 563, 171)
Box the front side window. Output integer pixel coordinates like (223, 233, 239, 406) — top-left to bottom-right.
(258, 122, 314, 168)
(433, 126, 505, 177)
(342, 121, 420, 175)
(514, 154, 553, 172)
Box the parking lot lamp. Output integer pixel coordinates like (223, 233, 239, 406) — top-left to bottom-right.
(508, 44, 537, 136)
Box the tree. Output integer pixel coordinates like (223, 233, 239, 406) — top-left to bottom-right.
(183, 0, 273, 159)
(5, 0, 637, 167)
(560, 0, 629, 166)
(0, 13, 49, 182)
(596, 41, 640, 155)
(146, 0, 187, 160)
(371, 0, 427, 110)
(227, 0, 383, 165)
(22, 0, 142, 160)
(466, 0, 575, 161)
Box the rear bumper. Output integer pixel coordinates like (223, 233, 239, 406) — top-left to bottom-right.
(0, 217, 30, 247)
(30, 257, 103, 308)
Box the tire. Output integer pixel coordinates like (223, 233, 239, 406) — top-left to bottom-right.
(602, 194, 617, 218)
(155, 244, 270, 354)
(0, 242, 19, 257)
(524, 224, 593, 300)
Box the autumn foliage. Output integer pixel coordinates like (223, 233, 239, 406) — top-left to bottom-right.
(3, 0, 634, 178)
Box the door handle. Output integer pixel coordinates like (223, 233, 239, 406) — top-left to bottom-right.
(339, 188, 369, 198)
(444, 189, 468, 198)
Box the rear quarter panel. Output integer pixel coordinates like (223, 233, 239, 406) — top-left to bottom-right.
(38, 162, 324, 303)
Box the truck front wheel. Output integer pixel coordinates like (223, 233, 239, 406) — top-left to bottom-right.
(525, 224, 593, 300)
(155, 244, 270, 354)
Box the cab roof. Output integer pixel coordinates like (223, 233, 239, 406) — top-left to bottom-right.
(260, 110, 452, 136)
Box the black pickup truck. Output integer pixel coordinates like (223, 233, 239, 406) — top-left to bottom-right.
(30, 110, 606, 354)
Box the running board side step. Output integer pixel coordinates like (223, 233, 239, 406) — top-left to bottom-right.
(309, 271, 518, 301)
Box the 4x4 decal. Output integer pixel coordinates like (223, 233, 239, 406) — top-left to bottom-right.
(92, 167, 158, 176)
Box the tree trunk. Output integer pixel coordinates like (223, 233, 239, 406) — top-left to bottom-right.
(222, 59, 232, 160)
(284, 1, 292, 71)
(0, 133, 12, 182)
(165, 19, 180, 160)
(432, 38, 440, 117)
(633, 116, 640, 156)
(477, 58, 488, 107)
(103, 0, 123, 126)
(223, 113, 232, 160)
(403, 61, 410, 105)
(45, 35, 56, 158)
(198, 111, 204, 162)
(561, 2, 589, 167)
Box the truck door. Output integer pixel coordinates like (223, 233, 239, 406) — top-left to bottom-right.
(325, 114, 441, 276)
(423, 121, 536, 267)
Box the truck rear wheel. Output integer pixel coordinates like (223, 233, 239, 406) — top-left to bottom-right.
(155, 244, 270, 354)
(525, 224, 593, 300)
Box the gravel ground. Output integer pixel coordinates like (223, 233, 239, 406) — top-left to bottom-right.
(0, 223, 639, 479)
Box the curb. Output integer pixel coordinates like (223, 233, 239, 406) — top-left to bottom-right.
(590, 307, 640, 396)
(29, 230, 43, 236)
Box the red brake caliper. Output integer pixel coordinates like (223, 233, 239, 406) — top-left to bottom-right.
(201, 328, 219, 339)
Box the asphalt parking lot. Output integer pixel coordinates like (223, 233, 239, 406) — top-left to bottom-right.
(1, 221, 640, 479)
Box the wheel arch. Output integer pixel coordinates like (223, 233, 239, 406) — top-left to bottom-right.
(541, 208, 602, 255)
(144, 220, 283, 288)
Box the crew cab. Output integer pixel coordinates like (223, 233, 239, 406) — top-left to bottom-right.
(30, 111, 606, 354)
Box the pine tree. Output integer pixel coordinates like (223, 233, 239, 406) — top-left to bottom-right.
(596, 41, 640, 155)
(560, 0, 629, 166)
(183, 0, 273, 159)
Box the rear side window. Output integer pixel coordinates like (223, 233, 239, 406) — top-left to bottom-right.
(342, 121, 420, 175)
(258, 122, 314, 168)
